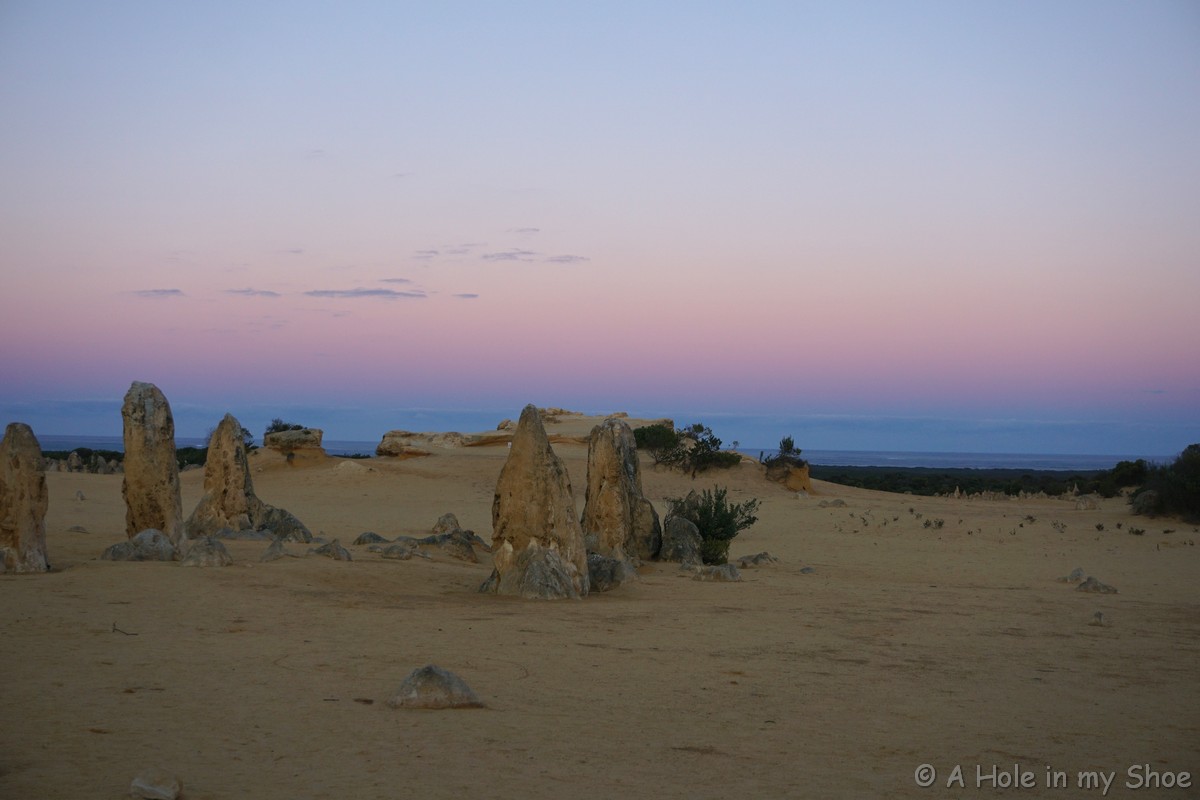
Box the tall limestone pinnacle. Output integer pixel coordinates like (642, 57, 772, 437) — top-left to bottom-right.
(483, 405, 589, 599)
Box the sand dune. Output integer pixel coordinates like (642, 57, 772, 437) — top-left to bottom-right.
(2, 418, 1196, 798)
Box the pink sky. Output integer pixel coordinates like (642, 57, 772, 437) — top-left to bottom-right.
(2, 2, 1198, 454)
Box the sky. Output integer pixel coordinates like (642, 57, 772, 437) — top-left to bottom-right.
(1, 1, 1198, 456)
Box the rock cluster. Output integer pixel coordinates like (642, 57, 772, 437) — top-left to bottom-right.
(481, 405, 588, 599)
(121, 382, 184, 545)
(580, 418, 660, 561)
(102, 529, 178, 562)
(185, 413, 311, 541)
(0, 422, 50, 573)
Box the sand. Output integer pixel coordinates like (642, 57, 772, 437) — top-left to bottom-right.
(2, 415, 1197, 799)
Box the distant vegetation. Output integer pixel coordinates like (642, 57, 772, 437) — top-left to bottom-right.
(807, 455, 1165, 501)
(633, 422, 742, 476)
(761, 436, 807, 470)
(264, 418, 306, 436)
(667, 486, 760, 565)
(1131, 444, 1200, 521)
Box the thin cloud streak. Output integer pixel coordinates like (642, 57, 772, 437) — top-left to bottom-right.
(305, 288, 427, 299)
(132, 288, 185, 298)
(482, 249, 538, 262)
(226, 288, 281, 297)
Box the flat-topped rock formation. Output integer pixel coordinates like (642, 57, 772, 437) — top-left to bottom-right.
(376, 410, 675, 453)
(481, 405, 588, 599)
(263, 428, 326, 461)
(0, 422, 50, 573)
(121, 381, 184, 545)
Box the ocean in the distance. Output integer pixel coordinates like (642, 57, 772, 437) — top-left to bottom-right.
(35, 434, 1162, 471)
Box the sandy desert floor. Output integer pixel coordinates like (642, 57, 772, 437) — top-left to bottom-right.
(2, 415, 1198, 799)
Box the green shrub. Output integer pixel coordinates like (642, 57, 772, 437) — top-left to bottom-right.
(633, 424, 684, 465)
(666, 486, 760, 565)
(634, 422, 742, 475)
(763, 435, 807, 469)
(677, 423, 741, 476)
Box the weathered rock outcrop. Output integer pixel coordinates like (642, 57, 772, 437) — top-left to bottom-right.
(481, 405, 588, 599)
(0, 422, 50, 573)
(263, 428, 327, 463)
(375, 430, 440, 457)
(121, 382, 184, 544)
(580, 418, 661, 561)
(185, 414, 311, 542)
(765, 460, 813, 493)
(263, 427, 323, 450)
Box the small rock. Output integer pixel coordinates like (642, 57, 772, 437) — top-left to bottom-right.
(1076, 576, 1118, 594)
(213, 527, 272, 541)
(353, 531, 390, 545)
(587, 552, 638, 592)
(386, 665, 484, 709)
(1057, 567, 1087, 584)
(735, 551, 779, 568)
(693, 563, 742, 582)
(432, 513, 461, 535)
(309, 539, 352, 561)
(1089, 611, 1112, 627)
(659, 516, 703, 567)
(799, 566, 816, 574)
(259, 537, 291, 562)
(67, 525, 88, 533)
(129, 767, 182, 799)
(75, 490, 85, 501)
(180, 536, 233, 567)
(818, 499, 847, 508)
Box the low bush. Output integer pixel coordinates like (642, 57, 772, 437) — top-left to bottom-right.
(666, 486, 760, 565)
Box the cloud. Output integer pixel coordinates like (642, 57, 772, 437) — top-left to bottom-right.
(305, 288, 427, 299)
(545, 254, 590, 264)
(380, 277, 415, 284)
(283, 248, 304, 255)
(482, 249, 538, 262)
(132, 288, 185, 298)
(509, 227, 540, 234)
(453, 293, 480, 299)
(226, 288, 281, 297)
(413, 250, 439, 260)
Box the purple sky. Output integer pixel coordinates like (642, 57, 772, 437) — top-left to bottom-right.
(2, 2, 1198, 455)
